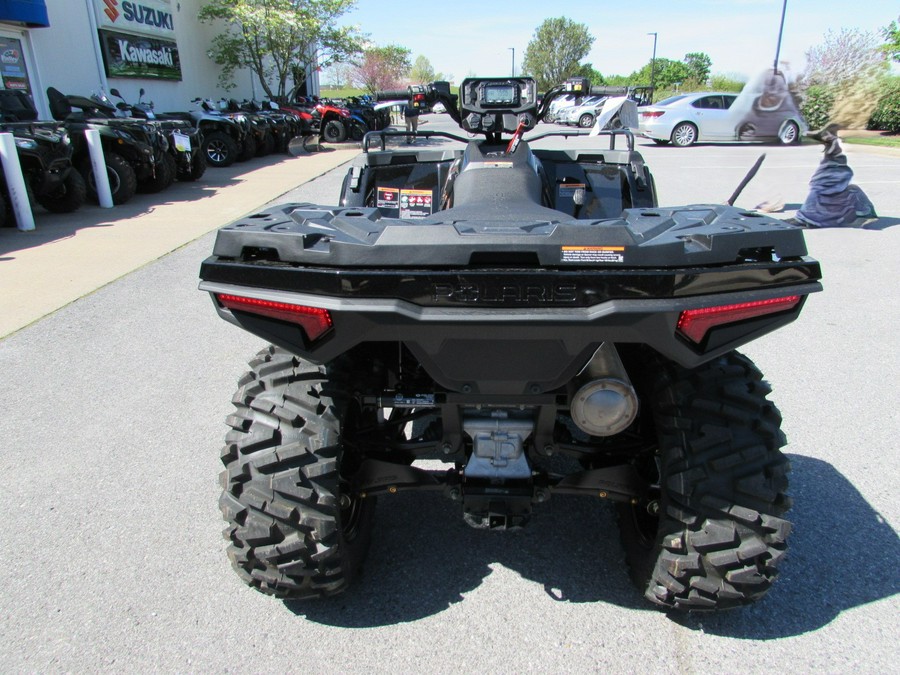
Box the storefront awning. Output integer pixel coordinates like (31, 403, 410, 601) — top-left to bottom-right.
(0, 0, 49, 27)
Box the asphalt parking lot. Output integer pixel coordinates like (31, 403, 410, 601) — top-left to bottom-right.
(1, 117, 898, 672)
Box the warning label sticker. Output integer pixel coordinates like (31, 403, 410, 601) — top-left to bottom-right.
(399, 189, 433, 219)
(561, 245, 625, 263)
(558, 183, 586, 198)
(376, 186, 399, 209)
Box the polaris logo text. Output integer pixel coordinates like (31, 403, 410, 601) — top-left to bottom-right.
(432, 283, 578, 304)
(117, 39, 175, 66)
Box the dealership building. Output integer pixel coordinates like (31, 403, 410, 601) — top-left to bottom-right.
(0, 0, 319, 120)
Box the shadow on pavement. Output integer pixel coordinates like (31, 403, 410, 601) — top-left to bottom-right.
(288, 455, 898, 636)
(0, 152, 297, 257)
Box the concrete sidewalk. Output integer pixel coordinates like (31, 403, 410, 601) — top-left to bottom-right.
(0, 147, 359, 337)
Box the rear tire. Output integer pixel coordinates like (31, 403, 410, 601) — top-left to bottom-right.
(578, 113, 594, 128)
(219, 345, 376, 599)
(618, 351, 791, 611)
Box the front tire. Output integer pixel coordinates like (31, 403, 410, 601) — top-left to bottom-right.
(778, 120, 800, 145)
(578, 113, 594, 128)
(219, 345, 376, 599)
(138, 152, 176, 193)
(618, 351, 791, 611)
(36, 169, 86, 213)
(202, 131, 238, 168)
(80, 151, 138, 205)
(671, 122, 698, 147)
(322, 119, 346, 143)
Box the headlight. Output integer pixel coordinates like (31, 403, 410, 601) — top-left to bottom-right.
(14, 138, 38, 150)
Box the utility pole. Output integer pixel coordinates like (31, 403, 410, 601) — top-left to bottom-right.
(508, 47, 515, 77)
(647, 32, 658, 101)
(773, 0, 788, 73)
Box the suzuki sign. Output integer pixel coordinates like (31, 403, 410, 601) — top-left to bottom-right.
(95, 0, 176, 39)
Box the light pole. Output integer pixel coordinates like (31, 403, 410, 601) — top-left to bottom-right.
(508, 47, 515, 77)
(772, 0, 787, 73)
(647, 32, 658, 101)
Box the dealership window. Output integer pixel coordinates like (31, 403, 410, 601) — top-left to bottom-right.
(0, 31, 33, 94)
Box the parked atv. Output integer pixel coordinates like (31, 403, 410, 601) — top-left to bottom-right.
(0, 91, 85, 223)
(107, 88, 206, 182)
(46, 86, 162, 204)
(162, 98, 246, 168)
(199, 77, 822, 612)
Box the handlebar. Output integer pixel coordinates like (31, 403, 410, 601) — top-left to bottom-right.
(373, 90, 410, 102)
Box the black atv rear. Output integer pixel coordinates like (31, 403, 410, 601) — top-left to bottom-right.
(201, 89, 821, 610)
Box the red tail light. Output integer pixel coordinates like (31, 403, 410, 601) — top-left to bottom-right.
(216, 294, 333, 341)
(641, 110, 664, 118)
(676, 296, 801, 344)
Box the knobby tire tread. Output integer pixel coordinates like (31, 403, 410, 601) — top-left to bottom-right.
(219, 345, 374, 599)
(619, 351, 791, 611)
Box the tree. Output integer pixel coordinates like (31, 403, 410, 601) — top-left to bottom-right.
(410, 55, 435, 83)
(351, 45, 412, 93)
(629, 58, 690, 89)
(198, 0, 363, 100)
(803, 28, 886, 88)
(882, 17, 900, 63)
(683, 52, 712, 85)
(574, 63, 606, 86)
(521, 17, 594, 92)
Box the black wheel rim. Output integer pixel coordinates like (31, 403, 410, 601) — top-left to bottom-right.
(207, 140, 227, 163)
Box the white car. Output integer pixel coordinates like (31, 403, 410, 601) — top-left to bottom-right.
(558, 95, 607, 127)
(638, 71, 806, 147)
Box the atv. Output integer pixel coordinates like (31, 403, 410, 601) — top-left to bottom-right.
(199, 77, 822, 611)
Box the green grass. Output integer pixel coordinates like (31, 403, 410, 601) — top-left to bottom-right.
(843, 135, 900, 148)
(319, 87, 366, 99)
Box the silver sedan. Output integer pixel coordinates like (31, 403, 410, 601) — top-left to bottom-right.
(638, 91, 804, 147)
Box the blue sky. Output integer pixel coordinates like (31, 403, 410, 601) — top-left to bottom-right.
(337, 0, 898, 83)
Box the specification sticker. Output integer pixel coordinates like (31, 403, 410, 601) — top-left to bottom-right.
(561, 245, 625, 263)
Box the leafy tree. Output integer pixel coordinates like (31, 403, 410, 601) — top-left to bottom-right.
(409, 55, 451, 84)
(522, 17, 594, 92)
(803, 28, 886, 88)
(868, 75, 900, 132)
(630, 58, 690, 89)
(351, 45, 412, 93)
(709, 73, 746, 92)
(882, 17, 900, 63)
(199, 0, 362, 100)
(574, 63, 606, 86)
(683, 52, 712, 84)
(410, 55, 435, 83)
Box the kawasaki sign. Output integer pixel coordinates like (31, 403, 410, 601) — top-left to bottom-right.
(99, 29, 182, 80)
(95, 0, 176, 39)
